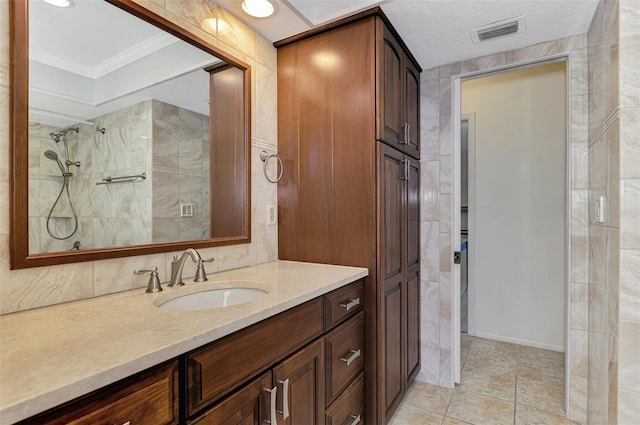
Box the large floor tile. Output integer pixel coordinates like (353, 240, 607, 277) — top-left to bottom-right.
(463, 349, 517, 377)
(446, 392, 515, 425)
(517, 364, 565, 388)
(516, 378, 566, 416)
(442, 418, 474, 425)
(459, 366, 516, 402)
(388, 403, 445, 425)
(515, 404, 580, 425)
(404, 381, 456, 415)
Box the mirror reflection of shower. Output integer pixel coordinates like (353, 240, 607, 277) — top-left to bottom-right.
(44, 127, 80, 241)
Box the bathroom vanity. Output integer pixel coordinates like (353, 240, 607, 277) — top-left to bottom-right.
(0, 261, 368, 424)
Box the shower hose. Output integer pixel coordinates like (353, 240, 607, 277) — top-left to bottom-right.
(46, 174, 78, 240)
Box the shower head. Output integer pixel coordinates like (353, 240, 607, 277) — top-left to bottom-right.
(44, 150, 65, 174)
(49, 127, 79, 143)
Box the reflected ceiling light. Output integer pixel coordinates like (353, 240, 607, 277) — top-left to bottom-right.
(241, 0, 275, 18)
(42, 0, 74, 7)
(312, 52, 341, 70)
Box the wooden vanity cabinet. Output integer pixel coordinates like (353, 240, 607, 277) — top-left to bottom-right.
(275, 8, 421, 424)
(18, 360, 179, 425)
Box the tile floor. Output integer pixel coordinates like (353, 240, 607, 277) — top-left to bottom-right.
(388, 335, 580, 425)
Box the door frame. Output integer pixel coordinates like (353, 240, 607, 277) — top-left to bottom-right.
(450, 55, 572, 409)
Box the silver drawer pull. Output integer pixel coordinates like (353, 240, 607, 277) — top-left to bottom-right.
(277, 378, 290, 419)
(349, 415, 361, 425)
(264, 386, 277, 425)
(339, 297, 360, 311)
(340, 349, 361, 366)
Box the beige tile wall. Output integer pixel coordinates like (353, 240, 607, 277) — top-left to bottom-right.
(617, 0, 640, 422)
(0, 0, 278, 315)
(418, 35, 591, 423)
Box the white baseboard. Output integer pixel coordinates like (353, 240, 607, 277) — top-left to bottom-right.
(473, 331, 565, 352)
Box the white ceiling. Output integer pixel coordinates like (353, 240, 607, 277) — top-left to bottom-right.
(218, 0, 600, 69)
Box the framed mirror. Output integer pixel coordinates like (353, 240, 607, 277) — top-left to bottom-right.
(10, 0, 251, 269)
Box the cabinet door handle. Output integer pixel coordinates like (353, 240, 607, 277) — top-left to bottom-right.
(401, 159, 407, 180)
(339, 297, 360, 311)
(264, 386, 277, 425)
(400, 123, 407, 144)
(349, 414, 362, 425)
(406, 159, 411, 181)
(340, 349, 361, 366)
(277, 379, 290, 419)
(406, 123, 411, 146)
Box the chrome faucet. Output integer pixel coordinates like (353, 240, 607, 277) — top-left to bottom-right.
(168, 248, 202, 287)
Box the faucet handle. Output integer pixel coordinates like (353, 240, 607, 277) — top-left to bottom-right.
(193, 258, 214, 282)
(134, 267, 162, 293)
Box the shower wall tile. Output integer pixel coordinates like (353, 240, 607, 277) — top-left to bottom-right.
(620, 107, 640, 179)
(153, 121, 180, 170)
(504, 40, 559, 63)
(439, 78, 452, 156)
(179, 217, 204, 242)
(420, 160, 439, 222)
(572, 190, 589, 236)
(152, 172, 180, 219)
(620, 249, 640, 321)
(571, 95, 589, 145)
(178, 108, 205, 172)
(152, 218, 179, 244)
(571, 48, 589, 96)
(421, 221, 439, 282)
(568, 374, 588, 424)
(570, 329, 589, 377)
(571, 282, 589, 330)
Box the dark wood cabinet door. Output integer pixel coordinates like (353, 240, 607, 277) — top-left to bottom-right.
(378, 143, 405, 415)
(405, 268, 420, 382)
(378, 22, 404, 148)
(403, 61, 420, 159)
(273, 339, 324, 425)
(192, 371, 272, 425)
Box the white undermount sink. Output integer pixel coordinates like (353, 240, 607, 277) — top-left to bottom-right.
(154, 282, 269, 311)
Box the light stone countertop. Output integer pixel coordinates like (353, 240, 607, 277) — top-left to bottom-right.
(0, 260, 368, 424)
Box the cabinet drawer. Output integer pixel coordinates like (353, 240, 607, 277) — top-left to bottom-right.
(186, 298, 323, 416)
(325, 312, 364, 405)
(20, 361, 178, 425)
(324, 280, 363, 331)
(325, 372, 364, 425)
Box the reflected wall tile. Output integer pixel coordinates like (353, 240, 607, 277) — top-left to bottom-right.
(439, 345, 453, 387)
(417, 339, 440, 385)
(604, 0, 619, 43)
(420, 91, 440, 159)
(439, 194, 452, 234)
(571, 48, 589, 96)
(620, 0, 640, 38)
(559, 34, 588, 51)
(606, 121, 621, 229)
(28, 216, 40, 254)
(620, 108, 640, 179)
(152, 218, 179, 243)
(589, 377, 607, 425)
(571, 235, 589, 283)
(619, 36, 640, 108)
(440, 155, 452, 194)
(460, 53, 505, 74)
(152, 172, 180, 219)
(420, 160, 439, 222)
(619, 320, 640, 391)
(571, 282, 589, 330)
(255, 63, 277, 143)
(439, 271, 452, 317)
(439, 232, 451, 272)
(179, 217, 204, 242)
(570, 329, 589, 377)
(439, 63, 460, 78)
(618, 389, 640, 425)
(620, 180, 640, 249)
(571, 95, 589, 145)
(179, 174, 204, 217)
(572, 190, 589, 236)
(608, 43, 619, 114)
(178, 109, 205, 172)
(420, 280, 440, 343)
(93, 253, 167, 296)
(505, 40, 559, 63)
(619, 249, 640, 321)
(568, 374, 588, 424)
(589, 329, 606, 384)
(421, 221, 439, 282)
(256, 223, 278, 263)
(589, 1, 605, 45)
(439, 78, 452, 156)
(421, 68, 440, 95)
(0, 235, 94, 314)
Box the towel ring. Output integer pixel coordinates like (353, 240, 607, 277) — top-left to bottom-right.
(260, 150, 283, 183)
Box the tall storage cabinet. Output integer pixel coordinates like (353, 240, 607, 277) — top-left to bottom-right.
(275, 8, 421, 424)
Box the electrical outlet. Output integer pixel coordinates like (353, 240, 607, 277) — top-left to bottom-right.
(267, 204, 277, 225)
(181, 203, 193, 217)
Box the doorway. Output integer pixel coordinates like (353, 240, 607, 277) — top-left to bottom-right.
(452, 60, 569, 399)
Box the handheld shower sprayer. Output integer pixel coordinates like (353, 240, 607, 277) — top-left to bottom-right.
(44, 150, 66, 175)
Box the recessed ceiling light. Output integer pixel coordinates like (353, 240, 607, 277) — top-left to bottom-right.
(241, 0, 275, 18)
(42, 0, 74, 7)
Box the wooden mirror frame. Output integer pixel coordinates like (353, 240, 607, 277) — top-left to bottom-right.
(9, 0, 251, 269)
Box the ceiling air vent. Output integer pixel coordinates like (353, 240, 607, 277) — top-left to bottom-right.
(470, 16, 526, 43)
